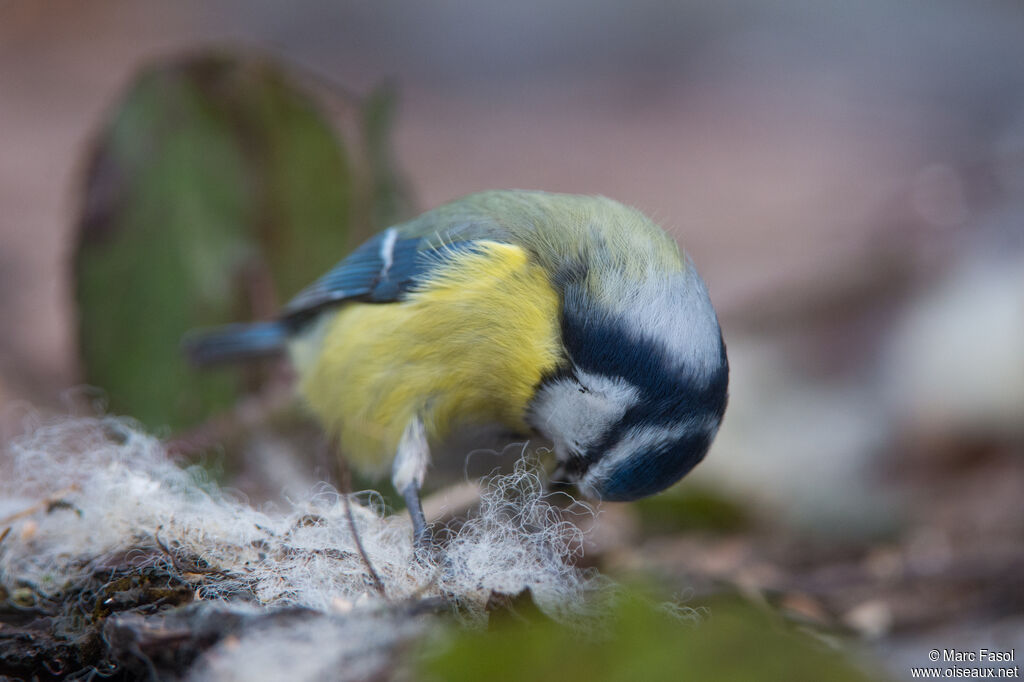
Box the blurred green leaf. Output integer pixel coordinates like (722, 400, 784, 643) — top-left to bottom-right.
(633, 484, 751, 535)
(75, 53, 412, 430)
(421, 591, 881, 682)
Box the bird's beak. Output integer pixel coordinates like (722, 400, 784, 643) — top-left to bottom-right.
(547, 463, 574, 494)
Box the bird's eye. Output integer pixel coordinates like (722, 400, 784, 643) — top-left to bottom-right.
(576, 382, 589, 394)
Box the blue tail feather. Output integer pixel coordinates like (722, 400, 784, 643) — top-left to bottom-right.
(182, 321, 288, 366)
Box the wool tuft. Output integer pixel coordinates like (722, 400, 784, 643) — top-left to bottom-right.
(0, 417, 604, 680)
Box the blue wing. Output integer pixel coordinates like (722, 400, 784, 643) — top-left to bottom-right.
(184, 230, 481, 365)
(282, 229, 472, 323)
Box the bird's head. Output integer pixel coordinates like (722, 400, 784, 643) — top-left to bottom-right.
(527, 262, 728, 502)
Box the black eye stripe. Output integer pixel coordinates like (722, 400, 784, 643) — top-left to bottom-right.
(582, 362, 728, 466)
(536, 298, 728, 493)
(560, 302, 725, 402)
(561, 294, 728, 420)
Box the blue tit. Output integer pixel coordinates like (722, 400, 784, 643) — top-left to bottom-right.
(184, 190, 729, 543)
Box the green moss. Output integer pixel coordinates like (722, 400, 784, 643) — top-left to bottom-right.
(633, 484, 750, 535)
(420, 589, 882, 682)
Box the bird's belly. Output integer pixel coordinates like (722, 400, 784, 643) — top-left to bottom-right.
(289, 241, 563, 475)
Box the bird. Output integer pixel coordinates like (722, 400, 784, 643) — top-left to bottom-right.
(183, 190, 729, 544)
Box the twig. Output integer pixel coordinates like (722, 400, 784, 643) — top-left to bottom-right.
(343, 494, 388, 599)
(153, 529, 227, 577)
(332, 439, 387, 599)
(0, 485, 81, 526)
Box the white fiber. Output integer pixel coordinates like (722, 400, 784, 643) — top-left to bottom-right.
(0, 417, 601, 680)
(185, 607, 426, 682)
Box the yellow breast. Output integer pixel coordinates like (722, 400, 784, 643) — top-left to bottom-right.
(289, 241, 563, 475)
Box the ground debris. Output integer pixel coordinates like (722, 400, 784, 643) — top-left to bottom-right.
(0, 555, 206, 680)
(0, 417, 601, 680)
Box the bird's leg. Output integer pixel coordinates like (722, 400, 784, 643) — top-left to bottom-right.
(392, 415, 431, 548)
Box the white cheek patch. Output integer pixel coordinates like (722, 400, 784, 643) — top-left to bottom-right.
(532, 374, 640, 454)
(580, 414, 719, 497)
(574, 370, 641, 405)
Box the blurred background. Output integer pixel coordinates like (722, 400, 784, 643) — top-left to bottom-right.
(2, 0, 1023, 678)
